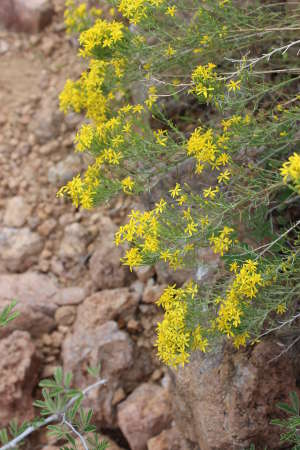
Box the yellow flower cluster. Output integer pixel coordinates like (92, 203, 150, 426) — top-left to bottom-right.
(60, 59, 108, 124)
(156, 286, 190, 367)
(115, 209, 159, 269)
(156, 282, 207, 367)
(191, 325, 209, 352)
(280, 152, 300, 194)
(64, 1, 88, 34)
(186, 126, 230, 176)
(190, 63, 219, 102)
(122, 247, 143, 270)
(118, 0, 165, 24)
(232, 331, 249, 348)
(59, 79, 84, 115)
(145, 86, 158, 110)
(79, 19, 124, 57)
(64, 1, 104, 34)
(58, 94, 147, 209)
(121, 176, 135, 194)
(57, 174, 96, 210)
(209, 226, 234, 256)
(75, 124, 94, 152)
(216, 260, 263, 339)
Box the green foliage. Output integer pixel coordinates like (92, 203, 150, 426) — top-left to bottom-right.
(272, 392, 300, 448)
(0, 367, 108, 450)
(0, 420, 30, 449)
(0, 301, 19, 328)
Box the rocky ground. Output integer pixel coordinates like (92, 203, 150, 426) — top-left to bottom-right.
(0, 1, 190, 449)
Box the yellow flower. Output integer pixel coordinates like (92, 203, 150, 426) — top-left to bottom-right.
(233, 332, 249, 348)
(79, 19, 124, 57)
(166, 5, 177, 16)
(145, 86, 158, 109)
(280, 152, 300, 193)
(217, 169, 231, 184)
(103, 148, 122, 165)
(156, 285, 191, 367)
(192, 326, 208, 352)
(59, 79, 85, 114)
(75, 124, 94, 152)
(122, 247, 142, 271)
(90, 7, 103, 17)
(184, 221, 197, 236)
(219, 0, 230, 6)
(154, 129, 168, 146)
(169, 183, 181, 198)
(57, 174, 83, 208)
(216, 260, 263, 336)
(165, 44, 176, 57)
(216, 153, 230, 166)
(200, 216, 210, 229)
(177, 194, 187, 206)
(64, 1, 89, 34)
(190, 63, 218, 102)
(227, 79, 241, 92)
(203, 186, 219, 199)
(209, 226, 234, 256)
(187, 127, 217, 172)
(230, 261, 239, 273)
(155, 198, 167, 214)
(133, 104, 144, 114)
(118, 0, 164, 24)
(200, 35, 211, 46)
(123, 121, 132, 133)
(121, 176, 135, 193)
(160, 249, 172, 262)
(80, 186, 95, 209)
(276, 303, 287, 315)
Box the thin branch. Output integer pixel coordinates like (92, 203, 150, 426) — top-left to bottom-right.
(0, 415, 59, 450)
(257, 312, 300, 340)
(0, 379, 107, 450)
(269, 335, 300, 363)
(257, 219, 300, 258)
(63, 417, 89, 450)
(223, 40, 300, 80)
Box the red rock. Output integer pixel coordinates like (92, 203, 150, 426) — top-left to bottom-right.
(89, 217, 130, 290)
(0, 227, 44, 272)
(3, 196, 32, 228)
(73, 288, 139, 332)
(117, 383, 172, 450)
(171, 340, 300, 450)
(142, 279, 166, 304)
(62, 321, 134, 427)
(147, 427, 191, 450)
(0, 272, 58, 337)
(0, 331, 40, 427)
(0, 0, 54, 33)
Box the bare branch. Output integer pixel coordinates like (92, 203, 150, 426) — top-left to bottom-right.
(257, 313, 300, 340)
(63, 417, 89, 450)
(269, 335, 300, 363)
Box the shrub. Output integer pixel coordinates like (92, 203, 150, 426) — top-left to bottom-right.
(58, 0, 300, 368)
